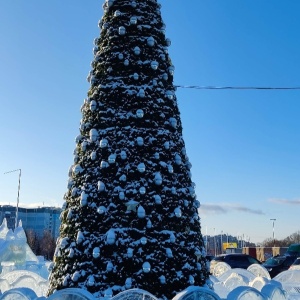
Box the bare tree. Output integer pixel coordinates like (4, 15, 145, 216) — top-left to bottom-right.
(39, 230, 56, 260)
(25, 229, 39, 254)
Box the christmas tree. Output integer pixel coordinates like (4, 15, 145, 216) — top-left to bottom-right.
(48, 0, 209, 299)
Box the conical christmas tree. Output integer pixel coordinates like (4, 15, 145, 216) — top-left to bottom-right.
(48, 0, 209, 299)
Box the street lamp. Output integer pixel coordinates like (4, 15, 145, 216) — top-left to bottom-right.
(270, 218, 276, 247)
(213, 228, 216, 256)
(220, 230, 223, 254)
(4, 169, 21, 229)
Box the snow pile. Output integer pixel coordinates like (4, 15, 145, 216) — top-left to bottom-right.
(1, 263, 300, 299)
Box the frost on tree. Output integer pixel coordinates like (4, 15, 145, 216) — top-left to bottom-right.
(48, 0, 210, 299)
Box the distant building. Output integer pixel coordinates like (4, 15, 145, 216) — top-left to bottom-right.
(0, 205, 61, 239)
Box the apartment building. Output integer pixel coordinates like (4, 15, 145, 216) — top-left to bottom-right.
(0, 205, 61, 239)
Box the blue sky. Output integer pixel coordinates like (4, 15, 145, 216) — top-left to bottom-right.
(0, 1, 299, 244)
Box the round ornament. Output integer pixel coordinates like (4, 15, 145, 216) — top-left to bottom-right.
(100, 138, 108, 148)
(119, 26, 126, 35)
(90, 100, 97, 111)
(97, 206, 106, 214)
(136, 136, 144, 146)
(143, 262, 151, 273)
(98, 181, 105, 191)
(136, 109, 144, 118)
(133, 73, 139, 80)
(151, 61, 159, 70)
(147, 36, 155, 46)
(89, 129, 98, 142)
(139, 187, 146, 194)
(133, 46, 141, 55)
(130, 16, 138, 25)
(108, 154, 116, 164)
(93, 247, 100, 258)
(114, 10, 121, 17)
(120, 150, 127, 160)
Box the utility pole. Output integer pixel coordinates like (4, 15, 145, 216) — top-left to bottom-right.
(270, 219, 276, 247)
(4, 169, 22, 229)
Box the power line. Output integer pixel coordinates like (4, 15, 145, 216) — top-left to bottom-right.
(175, 85, 300, 90)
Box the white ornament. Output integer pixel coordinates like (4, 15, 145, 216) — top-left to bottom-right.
(137, 162, 146, 173)
(93, 247, 100, 258)
(107, 229, 116, 245)
(168, 65, 175, 75)
(80, 191, 88, 206)
(97, 206, 106, 214)
(154, 173, 162, 185)
(159, 275, 166, 284)
(164, 141, 170, 149)
(120, 150, 127, 160)
(194, 200, 200, 208)
(162, 73, 168, 81)
(131, 1, 137, 8)
(119, 26, 126, 35)
(138, 89, 145, 98)
(72, 271, 80, 282)
(100, 138, 108, 148)
(146, 219, 152, 228)
(140, 237, 147, 245)
(166, 38, 171, 46)
(114, 10, 121, 17)
(98, 181, 105, 192)
(81, 141, 87, 151)
(175, 154, 182, 165)
(142, 262, 151, 273)
(189, 187, 196, 197)
(73, 164, 83, 175)
(89, 129, 98, 142)
(189, 275, 195, 285)
(137, 206, 146, 218)
(174, 207, 182, 218)
(127, 248, 133, 258)
(168, 165, 174, 173)
(118, 53, 124, 60)
(130, 16, 137, 25)
(100, 160, 108, 169)
(169, 117, 177, 128)
(90, 100, 97, 111)
(133, 73, 139, 80)
(119, 174, 127, 181)
(124, 59, 129, 66)
(151, 61, 159, 70)
(119, 191, 125, 200)
(125, 277, 132, 289)
(154, 152, 160, 159)
(166, 90, 174, 100)
(136, 109, 144, 118)
(108, 154, 116, 163)
(139, 187, 146, 194)
(88, 275, 95, 286)
(106, 0, 114, 7)
(133, 46, 141, 55)
(154, 195, 161, 204)
(106, 261, 113, 272)
(136, 136, 144, 146)
(90, 151, 97, 160)
(147, 36, 155, 46)
(76, 231, 84, 244)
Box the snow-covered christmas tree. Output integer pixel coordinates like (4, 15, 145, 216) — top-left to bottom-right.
(48, 0, 209, 299)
